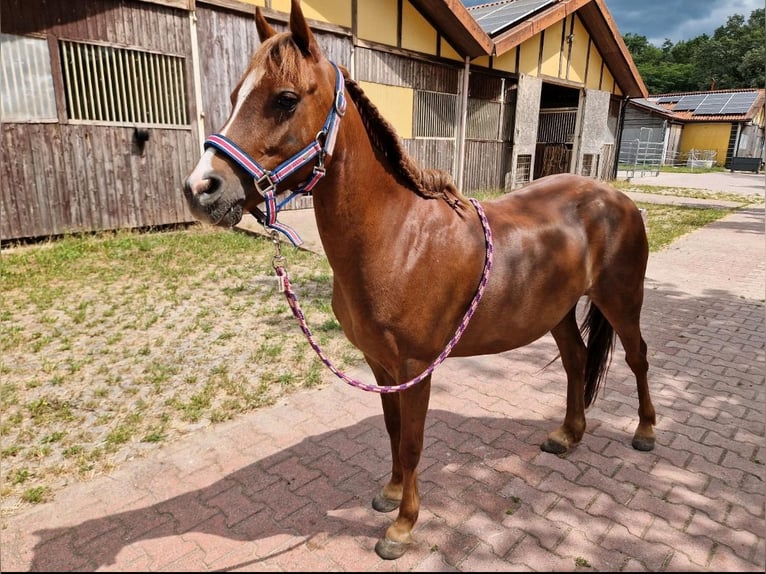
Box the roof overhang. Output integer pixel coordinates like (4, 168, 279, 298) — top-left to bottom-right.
(413, 0, 646, 98)
(409, 0, 494, 59)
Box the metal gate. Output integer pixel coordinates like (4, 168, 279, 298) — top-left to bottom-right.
(618, 128, 664, 178)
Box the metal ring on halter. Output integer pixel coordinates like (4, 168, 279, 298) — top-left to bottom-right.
(254, 173, 276, 195)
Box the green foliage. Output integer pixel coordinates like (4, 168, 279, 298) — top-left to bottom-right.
(624, 8, 765, 92)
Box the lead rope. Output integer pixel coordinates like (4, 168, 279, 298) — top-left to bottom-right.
(270, 197, 494, 394)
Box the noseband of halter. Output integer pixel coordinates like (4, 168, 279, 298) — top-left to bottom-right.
(204, 61, 347, 246)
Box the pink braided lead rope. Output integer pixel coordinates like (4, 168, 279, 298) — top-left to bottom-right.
(272, 197, 494, 393)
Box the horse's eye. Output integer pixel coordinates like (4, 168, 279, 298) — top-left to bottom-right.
(276, 92, 299, 112)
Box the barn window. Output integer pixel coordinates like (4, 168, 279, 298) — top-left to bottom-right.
(0, 33, 57, 122)
(414, 90, 457, 138)
(582, 154, 599, 177)
(58, 40, 188, 126)
(466, 98, 507, 141)
(514, 154, 532, 186)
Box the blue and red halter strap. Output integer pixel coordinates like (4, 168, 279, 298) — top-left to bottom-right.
(203, 61, 347, 246)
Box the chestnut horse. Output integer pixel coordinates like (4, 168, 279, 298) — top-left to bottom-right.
(184, 0, 656, 560)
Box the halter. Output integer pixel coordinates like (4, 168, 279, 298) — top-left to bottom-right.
(204, 61, 347, 246)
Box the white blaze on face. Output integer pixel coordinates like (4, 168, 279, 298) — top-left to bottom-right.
(188, 65, 265, 186)
(220, 66, 265, 138)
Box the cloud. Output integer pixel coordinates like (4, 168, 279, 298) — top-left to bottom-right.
(606, 0, 762, 45)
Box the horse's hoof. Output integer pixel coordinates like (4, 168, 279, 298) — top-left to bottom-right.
(632, 436, 655, 451)
(375, 537, 409, 560)
(540, 438, 569, 455)
(372, 493, 400, 513)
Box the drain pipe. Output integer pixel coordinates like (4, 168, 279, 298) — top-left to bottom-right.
(455, 56, 470, 192)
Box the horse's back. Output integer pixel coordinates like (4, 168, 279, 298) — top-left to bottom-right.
(483, 173, 647, 265)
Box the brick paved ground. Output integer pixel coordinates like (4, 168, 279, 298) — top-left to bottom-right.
(1, 188, 763, 572)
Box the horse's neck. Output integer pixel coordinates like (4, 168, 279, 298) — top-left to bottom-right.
(311, 109, 416, 260)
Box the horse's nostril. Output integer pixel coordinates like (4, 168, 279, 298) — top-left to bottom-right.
(187, 174, 223, 206)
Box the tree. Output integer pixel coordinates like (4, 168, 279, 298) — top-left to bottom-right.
(623, 8, 765, 93)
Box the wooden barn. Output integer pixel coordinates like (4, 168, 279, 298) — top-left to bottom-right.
(1, 0, 646, 241)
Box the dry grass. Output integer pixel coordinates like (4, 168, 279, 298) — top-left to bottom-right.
(0, 224, 361, 515)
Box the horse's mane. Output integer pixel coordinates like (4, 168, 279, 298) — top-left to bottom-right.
(258, 34, 466, 208)
(343, 75, 468, 208)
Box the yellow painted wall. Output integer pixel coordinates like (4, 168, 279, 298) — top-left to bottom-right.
(494, 47, 517, 73)
(681, 123, 731, 165)
(601, 67, 615, 93)
(518, 35, 541, 76)
(440, 37, 462, 62)
(358, 81, 413, 138)
(473, 55, 491, 68)
(401, 2, 437, 55)
(567, 16, 589, 83)
(585, 49, 603, 90)
(269, 0, 350, 26)
(357, 0, 398, 45)
(540, 20, 563, 77)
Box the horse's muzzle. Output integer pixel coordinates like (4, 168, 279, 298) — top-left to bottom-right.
(183, 174, 244, 227)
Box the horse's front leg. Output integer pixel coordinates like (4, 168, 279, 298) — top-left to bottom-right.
(367, 358, 432, 560)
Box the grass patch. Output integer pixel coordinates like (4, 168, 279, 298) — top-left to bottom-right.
(0, 224, 360, 513)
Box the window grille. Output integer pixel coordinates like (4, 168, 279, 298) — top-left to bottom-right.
(515, 154, 532, 186)
(0, 33, 57, 122)
(59, 40, 188, 126)
(582, 154, 599, 177)
(466, 98, 502, 141)
(537, 109, 576, 144)
(414, 90, 457, 138)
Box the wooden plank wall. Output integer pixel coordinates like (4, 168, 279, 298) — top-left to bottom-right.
(1, 0, 197, 241)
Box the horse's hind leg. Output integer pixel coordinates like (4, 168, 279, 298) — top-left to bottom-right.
(591, 294, 656, 451)
(542, 306, 588, 454)
(611, 315, 656, 451)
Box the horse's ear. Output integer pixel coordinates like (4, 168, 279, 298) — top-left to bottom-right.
(255, 7, 276, 43)
(289, 0, 321, 60)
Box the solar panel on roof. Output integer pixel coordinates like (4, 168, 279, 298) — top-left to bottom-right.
(719, 92, 758, 114)
(656, 96, 680, 104)
(673, 94, 706, 111)
(694, 94, 733, 115)
(469, 0, 557, 36)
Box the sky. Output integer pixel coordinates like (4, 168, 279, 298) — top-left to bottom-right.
(604, 0, 764, 46)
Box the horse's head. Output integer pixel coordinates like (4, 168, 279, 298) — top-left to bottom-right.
(184, 0, 343, 228)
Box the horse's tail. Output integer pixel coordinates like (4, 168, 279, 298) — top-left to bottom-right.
(581, 301, 616, 408)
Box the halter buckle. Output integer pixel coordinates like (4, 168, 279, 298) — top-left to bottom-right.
(254, 173, 276, 195)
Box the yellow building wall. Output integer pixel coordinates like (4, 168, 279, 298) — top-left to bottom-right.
(567, 15, 588, 83)
(601, 67, 615, 93)
(518, 35, 541, 76)
(473, 55, 491, 68)
(358, 81, 413, 138)
(681, 123, 731, 165)
(270, 0, 351, 26)
(357, 0, 398, 45)
(585, 49, 603, 90)
(440, 38, 462, 62)
(540, 20, 563, 77)
(494, 47, 517, 73)
(401, 2, 437, 55)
